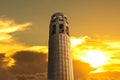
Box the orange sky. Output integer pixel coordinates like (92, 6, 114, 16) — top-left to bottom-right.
(0, 0, 120, 77)
(0, 0, 120, 45)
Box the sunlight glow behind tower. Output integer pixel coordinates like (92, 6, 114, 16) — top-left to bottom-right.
(80, 50, 109, 68)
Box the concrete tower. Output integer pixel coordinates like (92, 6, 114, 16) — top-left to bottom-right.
(48, 12, 74, 80)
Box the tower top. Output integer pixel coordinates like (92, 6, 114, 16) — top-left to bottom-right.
(49, 12, 69, 36)
(51, 12, 67, 19)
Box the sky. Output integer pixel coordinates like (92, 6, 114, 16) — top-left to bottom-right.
(0, 0, 120, 45)
(0, 0, 120, 80)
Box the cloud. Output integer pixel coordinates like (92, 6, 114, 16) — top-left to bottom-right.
(0, 18, 49, 58)
(0, 54, 16, 80)
(102, 64, 120, 72)
(0, 54, 7, 68)
(70, 36, 120, 72)
(10, 51, 47, 74)
(25, 46, 48, 53)
(70, 36, 89, 47)
(0, 69, 15, 80)
(0, 18, 31, 33)
(0, 18, 31, 56)
(0, 53, 14, 68)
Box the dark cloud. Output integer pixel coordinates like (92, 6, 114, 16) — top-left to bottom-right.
(0, 54, 5, 67)
(10, 51, 47, 74)
(0, 54, 16, 80)
(0, 70, 15, 80)
(8, 50, 94, 79)
(0, 53, 10, 69)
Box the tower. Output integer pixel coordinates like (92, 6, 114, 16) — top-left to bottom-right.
(48, 12, 74, 80)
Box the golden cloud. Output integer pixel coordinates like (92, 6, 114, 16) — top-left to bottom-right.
(0, 19, 31, 33)
(70, 36, 120, 72)
(0, 18, 31, 56)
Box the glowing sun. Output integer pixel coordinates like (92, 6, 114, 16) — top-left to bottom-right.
(81, 50, 109, 68)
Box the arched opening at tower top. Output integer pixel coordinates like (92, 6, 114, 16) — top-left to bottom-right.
(52, 24, 56, 35)
(59, 24, 64, 33)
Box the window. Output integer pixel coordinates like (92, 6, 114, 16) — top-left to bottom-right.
(60, 24, 63, 29)
(58, 16, 63, 18)
(59, 24, 64, 33)
(52, 25, 56, 34)
(58, 16, 64, 21)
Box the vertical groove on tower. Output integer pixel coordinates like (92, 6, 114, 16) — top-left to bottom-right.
(48, 12, 74, 80)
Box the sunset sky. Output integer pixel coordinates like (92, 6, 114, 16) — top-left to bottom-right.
(0, 0, 120, 79)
